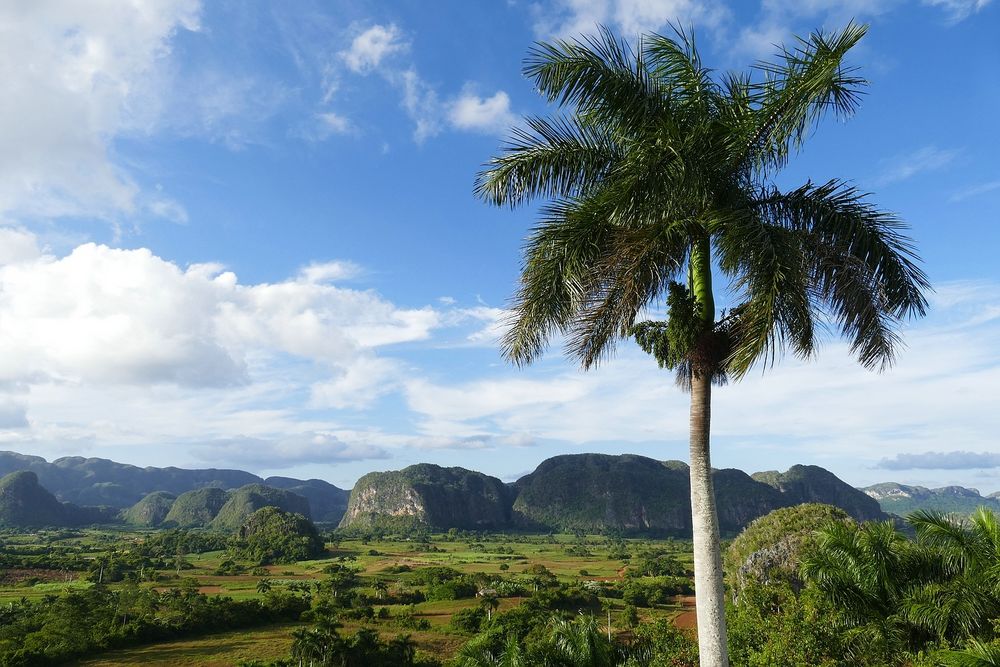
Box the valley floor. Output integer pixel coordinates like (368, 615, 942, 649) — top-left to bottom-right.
(1, 529, 693, 665)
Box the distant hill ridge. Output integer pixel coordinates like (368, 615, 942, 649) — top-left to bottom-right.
(2, 449, 992, 534)
(861, 482, 1000, 516)
(0, 450, 349, 524)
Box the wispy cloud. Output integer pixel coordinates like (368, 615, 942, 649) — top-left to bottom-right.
(530, 0, 729, 38)
(878, 451, 1000, 470)
(398, 69, 443, 142)
(335, 22, 516, 142)
(316, 112, 354, 136)
(950, 179, 1000, 202)
(190, 433, 392, 468)
(922, 0, 994, 23)
(730, 0, 987, 61)
(876, 146, 960, 186)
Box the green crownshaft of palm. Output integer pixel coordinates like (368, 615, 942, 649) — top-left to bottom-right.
(476, 21, 928, 666)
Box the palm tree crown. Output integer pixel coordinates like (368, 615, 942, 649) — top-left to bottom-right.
(475, 22, 928, 380)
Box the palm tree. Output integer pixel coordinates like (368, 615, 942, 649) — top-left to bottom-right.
(906, 507, 1000, 640)
(256, 577, 273, 595)
(372, 578, 389, 601)
(454, 633, 529, 667)
(801, 519, 918, 659)
(549, 614, 615, 666)
(291, 627, 320, 667)
(386, 634, 418, 665)
(475, 23, 927, 665)
(480, 591, 500, 621)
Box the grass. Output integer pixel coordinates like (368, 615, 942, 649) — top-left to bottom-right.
(72, 623, 300, 666)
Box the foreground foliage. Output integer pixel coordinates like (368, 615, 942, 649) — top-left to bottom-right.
(728, 506, 1000, 665)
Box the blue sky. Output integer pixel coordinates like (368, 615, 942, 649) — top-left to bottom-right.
(0, 0, 998, 492)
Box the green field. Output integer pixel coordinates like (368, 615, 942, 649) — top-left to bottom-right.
(0, 529, 694, 665)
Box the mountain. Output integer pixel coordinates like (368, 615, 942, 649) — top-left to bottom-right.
(862, 482, 1000, 516)
(0, 449, 914, 535)
(210, 484, 312, 532)
(0, 471, 115, 527)
(752, 465, 885, 521)
(713, 468, 788, 531)
(512, 455, 822, 536)
(511, 455, 692, 534)
(339, 454, 888, 536)
(0, 471, 74, 526)
(229, 507, 326, 565)
(339, 464, 513, 531)
(164, 487, 231, 527)
(121, 491, 176, 527)
(264, 477, 350, 524)
(724, 503, 851, 598)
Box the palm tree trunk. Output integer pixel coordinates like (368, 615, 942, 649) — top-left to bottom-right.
(689, 371, 728, 666)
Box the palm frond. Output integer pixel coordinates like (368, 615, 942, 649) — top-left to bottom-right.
(741, 22, 869, 173)
(644, 25, 719, 114)
(474, 115, 620, 208)
(716, 213, 819, 378)
(525, 26, 666, 133)
(499, 196, 614, 367)
(750, 180, 929, 371)
(905, 579, 992, 639)
(938, 640, 1000, 667)
(566, 218, 690, 368)
(971, 506, 1000, 555)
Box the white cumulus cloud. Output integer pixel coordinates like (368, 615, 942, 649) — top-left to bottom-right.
(0, 231, 529, 473)
(340, 24, 407, 74)
(448, 89, 517, 135)
(0, 238, 437, 390)
(0, 0, 201, 221)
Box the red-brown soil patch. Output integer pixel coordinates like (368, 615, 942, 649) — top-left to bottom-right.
(0, 568, 68, 585)
(197, 585, 225, 594)
(672, 595, 697, 629)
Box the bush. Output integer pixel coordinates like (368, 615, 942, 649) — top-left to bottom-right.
(621, 576, 692, 606)
(426, 579, 477, 601)
(450, 606, 487, 634)
(409, 566, 462, 585)
(627, 551, 688, 578)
